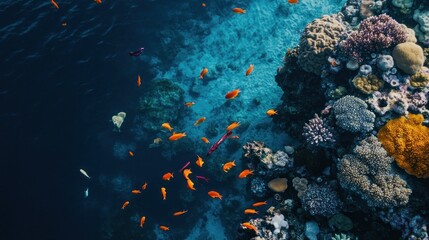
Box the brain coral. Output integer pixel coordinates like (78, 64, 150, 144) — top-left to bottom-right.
(392, 42, 424, 75)
(337, 135, 411, 208)
(297, 15, 345, 75)
(377, 114, 429, 178)
(333, 95, 375, 133)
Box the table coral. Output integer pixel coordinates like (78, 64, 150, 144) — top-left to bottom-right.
(377, 114, 429, 178)
(297, 15, 345, 75)
(337, 135, 411, 207)
(352, 74, 384, 94)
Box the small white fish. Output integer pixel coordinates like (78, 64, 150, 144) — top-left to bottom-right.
(80, 169, 91, 179)
(84, 188, 89, 198)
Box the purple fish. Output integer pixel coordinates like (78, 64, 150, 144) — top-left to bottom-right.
(128, 47, 144, 56)
(196, 176, 209, 182)
(207, 131, 232, 156)
(179, 161, 190, 172)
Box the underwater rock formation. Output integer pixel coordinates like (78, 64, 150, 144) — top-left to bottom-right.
(136, 79, 185, 132)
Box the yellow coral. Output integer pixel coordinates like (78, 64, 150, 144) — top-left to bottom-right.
(377, 114, 429, 178)
(352, 74, 384, 94)
(409, 72, 429, 88)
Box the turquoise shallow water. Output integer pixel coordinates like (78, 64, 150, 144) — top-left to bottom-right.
(0, 0, 346, 239)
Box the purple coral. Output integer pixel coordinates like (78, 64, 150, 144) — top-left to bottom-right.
(340, 14, 408, 62)
(302, 114, 336, 147)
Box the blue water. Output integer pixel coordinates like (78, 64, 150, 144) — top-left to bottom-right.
(0, 0, 345, 239)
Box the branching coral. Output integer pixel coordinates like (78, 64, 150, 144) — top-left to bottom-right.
(352, 74, 384, 94)
(302, 114, 336, 147)
(377, 114, 429, 178)
(297, 15, 345, 75)
(341, 14, 408, 62)
(333, 95, 375, 133)
(337, 135, 411, 208)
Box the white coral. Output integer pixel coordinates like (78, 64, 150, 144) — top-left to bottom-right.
(270, 213, 288, 234)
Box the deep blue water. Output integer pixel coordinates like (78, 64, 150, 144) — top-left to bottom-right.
(0, 1, 346, 239)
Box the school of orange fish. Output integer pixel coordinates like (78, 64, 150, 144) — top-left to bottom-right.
(56, 0, 300, 235)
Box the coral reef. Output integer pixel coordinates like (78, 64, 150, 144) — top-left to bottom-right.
(297, 15, 345, 75)
(410, 72, 429, 88)
(302, 114, 336, 148)
(340, 14, 408, 62)
(333, 95, 375, 133)
(301, 184, 342, 217)
(379, 208, 429, 240)
(267, 178, 288, 193)
(337, 135, 411, 207)
(377, 114, 429, 178)
(413, 9, 429, 43)
(292, 177, 308, 199)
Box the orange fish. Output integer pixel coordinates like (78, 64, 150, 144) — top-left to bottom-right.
(232, 8, 246, 14)
(169, 132, 186, 141)
(226, 122, 240, 132)
(129, 151, 134, 157)
(201, 137, 210, 144)
(140, 216, 146, 228)
(161, 122, 173, 131)
(252, 201, 267, 207)
(51, 0, 59, 9)
(142, 182, 148, 190)
(244, 209, 258, 214)
(245, 64, 254, 76)
(288, 0, 298, 4)
(225, 89, 240, 99)
(241, 222, 258, 233)
(202, 3, 206, 7)
(266, 109, 278, 116)
(162, 172, 174, 181)
(161, 187, 167, 200)
(137, 75, 141, 87)
(183, 168, 192, 180)
(187, 179, 196, 190)
(121, 201, 130, 209)
(185, 102, 196, 107)
(228, 135, 240, 139)
(94, 0, 102, 4)
(160, 226, 170, 231)
(239, 169, 254, 178)
(208, 191, 222, 200)
(131, 190, 141, 194)
(195, 155, 204, 167)
(222, 160, 236, 173)
(199, 68, 208, 79)
(194, 117, 206, 126)
(173, 210, 188, 216)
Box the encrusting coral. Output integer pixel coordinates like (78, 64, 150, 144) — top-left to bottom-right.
(377, 114, 429, 178)
(337, 135, 411, 208)
(352, 74, 384, 94)
(297, 15, 345, 75)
